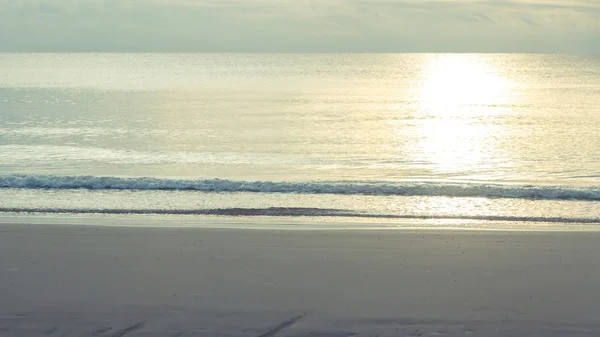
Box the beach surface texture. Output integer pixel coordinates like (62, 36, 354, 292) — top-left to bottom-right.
(2, 223, 600, 337)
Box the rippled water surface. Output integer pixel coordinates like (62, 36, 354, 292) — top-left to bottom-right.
(1, 54, 599, 226)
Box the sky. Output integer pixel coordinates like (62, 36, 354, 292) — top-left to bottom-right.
(0, 0, 599, 53)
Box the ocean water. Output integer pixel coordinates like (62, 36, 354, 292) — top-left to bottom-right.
(1, 53, 599, 227)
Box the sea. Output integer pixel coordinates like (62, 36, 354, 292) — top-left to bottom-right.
(1, 53, 599, 228)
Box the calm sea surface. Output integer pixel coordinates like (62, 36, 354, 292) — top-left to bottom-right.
(1, 54, 599, 226)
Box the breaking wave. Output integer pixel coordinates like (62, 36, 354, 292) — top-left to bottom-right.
(0, 174, 599, 201)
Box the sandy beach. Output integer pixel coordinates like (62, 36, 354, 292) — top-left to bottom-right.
(1, 222, 600, 336)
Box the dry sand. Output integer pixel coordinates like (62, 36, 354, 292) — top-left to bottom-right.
(1, 223, 600, 336)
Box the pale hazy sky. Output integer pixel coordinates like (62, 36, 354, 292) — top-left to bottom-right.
(1, 0, 599, 53)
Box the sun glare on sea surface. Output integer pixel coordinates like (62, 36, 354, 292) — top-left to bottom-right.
(408, 54, 514, 179)
(417, 54, 511, 115)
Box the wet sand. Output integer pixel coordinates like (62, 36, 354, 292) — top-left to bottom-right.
(1, 223, 600, 336)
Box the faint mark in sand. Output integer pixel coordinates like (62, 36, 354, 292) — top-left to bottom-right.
(91, 326, 113, 336)
(256, 313, 307, 337)
(305, 331, 355, 337)
(0, 323, 12, 333)
(408, 330, 423, 337)
(463, 327, 477, 334)
(45, 325, 59, 334)
(110, 321, 145, 337)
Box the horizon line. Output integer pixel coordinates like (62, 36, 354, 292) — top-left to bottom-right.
(1, 51, 599, 55)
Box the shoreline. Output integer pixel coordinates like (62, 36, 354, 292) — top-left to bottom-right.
(2, 213, 600, 232)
